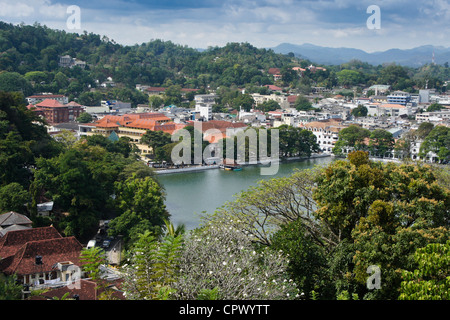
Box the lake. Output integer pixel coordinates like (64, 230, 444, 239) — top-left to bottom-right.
(157, 156, 333, 230)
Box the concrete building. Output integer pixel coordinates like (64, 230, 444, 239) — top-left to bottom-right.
(387, 91, 411, 106)
(194, 94, 217, 121)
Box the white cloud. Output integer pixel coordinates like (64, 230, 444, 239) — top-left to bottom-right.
(0, 2, 35, 17)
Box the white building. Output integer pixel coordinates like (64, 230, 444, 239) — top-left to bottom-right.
(251, 93, 290, 109)
(194, 94, 217, 121)
(26, 94, 68, 105)
(301, 119, 346, 153)
(387, 91, 411, 106)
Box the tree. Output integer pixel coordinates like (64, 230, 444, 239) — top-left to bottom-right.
(0, 274, 22, 300)
(0, 182, 30, 214)
(172, 220, 299, 300)
(205, 167, 320, 246)
(141, 130, 172, 157)
(270, 218, 330, 299)
(76, 112, 93, 123)
(333, 125, 371, 155)
(427, 103, 444, 112)
(416, 122, 434, 140)
(0, 91, 59, 187)
(351, 105, 368, 117)
(258, 100, 280, 112)
(108, 174, 170, 247)
(315, 152, 450, 299)
(80, 246, 106, 280)
(149, 95, 163, 109)
(368, 129, 394, 157)
(294, 95, 313, 111)
(233, 93, 254, 112)
(419, 125, 450, 161)
(121, 230, 183, 300)
(163, 85, 182, 106)
(336, 69, 363, 87)
(0, 72, 33, 96)
(399, 241, 450, 300)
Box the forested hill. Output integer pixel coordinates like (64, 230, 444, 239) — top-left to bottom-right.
(0, 21, 297, 90)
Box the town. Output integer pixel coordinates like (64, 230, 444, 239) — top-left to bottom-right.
(25, 68, 450, 166)
(0, 21, 449, 302)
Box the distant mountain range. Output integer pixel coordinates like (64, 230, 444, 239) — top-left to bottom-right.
(271, 43, 450, 67)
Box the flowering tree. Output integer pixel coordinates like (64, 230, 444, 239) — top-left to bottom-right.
(121, 230, 184, 300)
(172, 221, 299, 300)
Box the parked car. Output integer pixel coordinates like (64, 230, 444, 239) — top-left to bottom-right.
(102, 239, 111, 248)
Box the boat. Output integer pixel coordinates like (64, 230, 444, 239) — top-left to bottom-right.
(220, 159, 242, 171)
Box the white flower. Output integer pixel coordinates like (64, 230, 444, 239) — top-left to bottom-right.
(237, 268, 242, 272)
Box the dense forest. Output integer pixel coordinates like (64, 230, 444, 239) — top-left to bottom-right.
(0, 22, 449, 110)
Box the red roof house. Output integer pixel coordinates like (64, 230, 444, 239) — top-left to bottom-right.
(0, 226, 83, 287)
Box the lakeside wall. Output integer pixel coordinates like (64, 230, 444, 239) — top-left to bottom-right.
(154, 153, 332, 175)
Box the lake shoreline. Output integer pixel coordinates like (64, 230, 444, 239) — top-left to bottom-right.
(154, 153, 332, 175)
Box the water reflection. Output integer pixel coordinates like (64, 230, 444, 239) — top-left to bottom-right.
(157, 156, 333, 230)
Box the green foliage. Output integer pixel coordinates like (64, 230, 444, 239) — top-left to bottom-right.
(294, 95, 313, 111)
(108, 174, 170, 247)
(399, 241, 450, 300)
(258, 99, 280, 112)
(122, 230, 183, 300)
(270, 219, 330, 299)
(0, 91, 59, 187)
(419, 125, 450, 161)
(80, 246, 106, 280)
(0, 274, 22, 300)
(76, 112, 93, 123)
(172, 221, 299, 300)
(336, 69, 363, 87)
(333, 125, 371, 155)
(141, 130, 172, 158)
(368, 129, 395, 156)
(427, 103, 444, 112)
(0, 72, 33, 96)
(197, 287, 220, 300)
(0, 182, 30, 214)
(351, 105, 368, 117)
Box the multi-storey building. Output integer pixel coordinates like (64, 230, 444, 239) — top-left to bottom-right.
(387, 91, 411, 106)
(85, 113, 184, 154)
(29, 99, 83, 124)
(300, 118, 347, 153)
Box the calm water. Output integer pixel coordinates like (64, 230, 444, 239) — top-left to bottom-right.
(157, 156, 333, 230)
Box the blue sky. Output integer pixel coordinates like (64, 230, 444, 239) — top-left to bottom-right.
(0, 0, 449, 52)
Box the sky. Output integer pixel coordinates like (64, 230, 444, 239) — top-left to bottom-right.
(0, 0, 449, 52)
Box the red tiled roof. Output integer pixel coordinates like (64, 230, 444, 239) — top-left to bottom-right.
(93, 113, 170, 129)
(268, 68, 281, 75)
(36, 99, 65, 108)
(0, 226, 62, 260)
(66, 101, 83, 107)
(265, 85, 282, 91)
(1, 236, 83, 276)
(125, 119, 157, 130)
